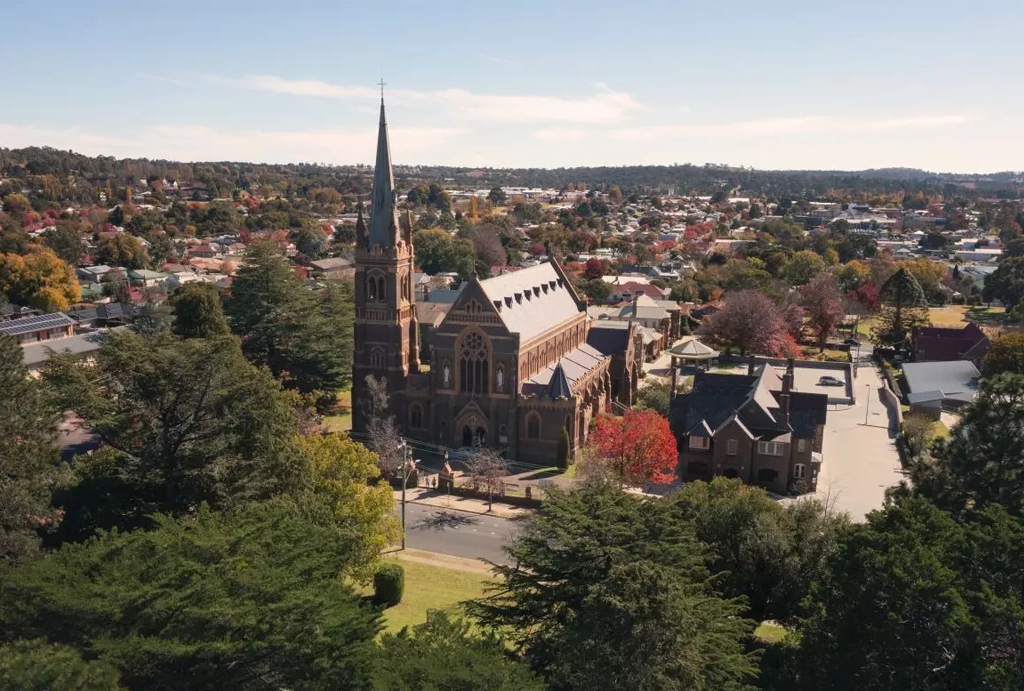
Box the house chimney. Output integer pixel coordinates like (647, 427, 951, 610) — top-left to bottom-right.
(632, 293, 640, 318)
(747, 354, 756, 376)
(779, 393, 791, 427)
(787, 357, 795, 376)
(782, 371, 793, 393)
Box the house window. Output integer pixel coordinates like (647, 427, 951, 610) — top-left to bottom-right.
(794, 463, 806, 480)
(526, 412, 541, 440)
(797, 439, 807, 452)
(689, 436, 710, 450)
(726, 439, 738, 455)
(409, 404, 423, 429)
(757, 441, 785, 456)
(459, 331, 489, 394)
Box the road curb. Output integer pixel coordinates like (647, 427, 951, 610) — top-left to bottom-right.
(404, 497, 525, 520)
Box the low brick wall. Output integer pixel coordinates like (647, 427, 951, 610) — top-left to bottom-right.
(438, 477, 545, 509)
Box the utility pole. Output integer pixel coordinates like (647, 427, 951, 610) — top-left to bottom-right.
(399, 440, 409, 550)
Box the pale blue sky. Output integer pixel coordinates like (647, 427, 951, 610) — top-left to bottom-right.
(1, 0, 1020, 172)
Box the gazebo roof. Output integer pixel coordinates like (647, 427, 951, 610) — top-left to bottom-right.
(669, 338, 719, 360)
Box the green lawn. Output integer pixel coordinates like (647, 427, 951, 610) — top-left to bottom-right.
(374, 558, 495, 633)
(930, 420, 950, 440)
(323, 388, 353, 432)
(754, 622, 788, 644)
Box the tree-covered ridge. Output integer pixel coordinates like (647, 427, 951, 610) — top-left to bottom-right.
(4, 145, 1022, 200)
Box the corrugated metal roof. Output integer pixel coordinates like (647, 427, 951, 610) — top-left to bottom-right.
(0, 312, 76, 336)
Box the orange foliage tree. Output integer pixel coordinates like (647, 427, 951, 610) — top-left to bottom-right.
(587, 409, 678, 486)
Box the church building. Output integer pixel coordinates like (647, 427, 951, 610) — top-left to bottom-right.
(352, 98, 643, 464)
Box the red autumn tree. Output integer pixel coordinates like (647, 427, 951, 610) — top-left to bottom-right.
(801, 273, 845, 351)
(698, 289, 785, 356)
(587, 409, 678, 487)
(584, 257, 604, 280)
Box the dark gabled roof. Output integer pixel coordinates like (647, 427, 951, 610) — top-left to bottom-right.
(671, 364, 828, 442)
(587, 322, 631, 356)
(522, 344, 606, 399)
(67, 303, 135, 323)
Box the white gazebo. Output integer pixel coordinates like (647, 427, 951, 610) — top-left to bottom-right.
(668, 338, 719, 368)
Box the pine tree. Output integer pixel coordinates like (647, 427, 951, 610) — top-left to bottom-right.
(0, 334, 60, 563)
(170, 282, 229, 338)
(872, 267, 930, 347)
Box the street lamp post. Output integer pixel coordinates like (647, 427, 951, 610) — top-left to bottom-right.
(864, 383, 871, 425)
(399, 440, 412, 550)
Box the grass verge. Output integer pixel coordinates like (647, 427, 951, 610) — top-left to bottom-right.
(754, 622, 788, 644)
(371, 557, 496, 634)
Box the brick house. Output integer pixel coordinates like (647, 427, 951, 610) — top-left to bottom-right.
(669, 359, 828, 494)
(911, 322, 989, 365)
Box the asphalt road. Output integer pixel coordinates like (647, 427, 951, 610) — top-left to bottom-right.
(397, 500, 521, 564)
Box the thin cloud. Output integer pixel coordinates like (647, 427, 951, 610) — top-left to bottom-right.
(227, 74, 644, 124)
(611, 114, 973, 140)
(533, 127, 589, 142)
(0, 122, 463, 164)
(478, 53, 521, 67)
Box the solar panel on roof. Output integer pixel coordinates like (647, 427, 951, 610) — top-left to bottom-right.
(0, 312, 75, 336)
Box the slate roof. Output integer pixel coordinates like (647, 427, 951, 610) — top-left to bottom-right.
(902, 360, 981, 404)
(66, 303, 135, 324)
(478, 262, 581, 342)
(671, 364, 828, 443)
(310, 257, 354, 271)
(586, 321, 632, 356)
(522, 343, 606, 398)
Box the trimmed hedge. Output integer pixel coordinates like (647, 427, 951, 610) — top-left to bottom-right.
(373, 563, 405, 607)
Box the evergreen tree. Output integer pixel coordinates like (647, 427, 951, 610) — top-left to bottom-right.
(169, 282, 229, 338)
(226, 241, 353, 401)
(469, 483, 758, 691)
(872, 267, 930, 346)
(0, 504, 381, 691)
(41, 330, 303, 541)
(791, 497, 1024, 691)
(0, 334, 60, 564)
(0, 639, 123, 691)
(375, 612, 544, 691)
(907, 372, 1024, 517)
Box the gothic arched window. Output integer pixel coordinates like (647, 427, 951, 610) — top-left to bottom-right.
(459, 331, 489, 395)
(377, 276, 386, 302)
(495, 364, 504, 392)
(367, 274, 377, 301)
(409, 403, 423, 429)
(370, 347, 385, 369)
(526, 412, 541, 440)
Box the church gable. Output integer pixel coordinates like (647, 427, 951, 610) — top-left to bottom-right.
(436, 277, 510, 335)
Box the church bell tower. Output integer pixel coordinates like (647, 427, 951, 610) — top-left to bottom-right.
(352, 93, 419, 434)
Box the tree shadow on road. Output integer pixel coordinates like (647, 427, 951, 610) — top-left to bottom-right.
(410, 511, 479, 532)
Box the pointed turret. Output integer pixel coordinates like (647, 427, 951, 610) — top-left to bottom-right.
(355, 202, 367, 248)
(368, 97, 401, 249)
(548, 362, 572, 400)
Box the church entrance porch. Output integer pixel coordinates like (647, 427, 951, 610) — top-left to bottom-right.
(462, 425, 487, 447)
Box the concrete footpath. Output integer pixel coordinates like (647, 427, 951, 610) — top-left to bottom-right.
(385, 547, 496, 575)
(393, 486, 529, 520)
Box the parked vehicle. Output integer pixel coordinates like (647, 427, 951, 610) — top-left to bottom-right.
(843, 337, 861, 346)
(818, 375, 845, 387)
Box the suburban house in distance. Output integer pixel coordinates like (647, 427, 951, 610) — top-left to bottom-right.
(670, 359, 828, 494)
(911, 322, 989, 365)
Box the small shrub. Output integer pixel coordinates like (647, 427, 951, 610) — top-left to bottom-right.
(373, 563, 405, 607)
(967, 295, 983, 306)
(557, 428, 570, 470)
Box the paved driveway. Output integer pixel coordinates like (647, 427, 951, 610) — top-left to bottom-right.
(809, 345, 904, 521)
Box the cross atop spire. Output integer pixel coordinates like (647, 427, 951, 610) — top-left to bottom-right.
(377, 75, 386, 102)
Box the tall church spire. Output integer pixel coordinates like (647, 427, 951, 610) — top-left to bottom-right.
(368, 93, 401, 249)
